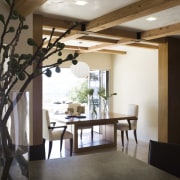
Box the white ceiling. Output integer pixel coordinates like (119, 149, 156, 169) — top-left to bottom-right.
(34, 0, 180, 53)
(36, 0, 139, 21)
(35, 0, 180, 30)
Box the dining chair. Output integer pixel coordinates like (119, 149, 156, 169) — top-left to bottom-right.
(65, 103, 82, 115)
(42, 109, 73, 159)
(117, 104, 139, 147)
(148, 140, 180, 178)
(65, 103, 93, 140)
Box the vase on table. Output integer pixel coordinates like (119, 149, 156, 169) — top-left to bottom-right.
(0, 91, 29, 180)
(102, 99, 109, 114)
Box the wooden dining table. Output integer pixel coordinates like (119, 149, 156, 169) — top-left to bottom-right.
(51, 112, 137, 153)
(29, 151, 179, 180)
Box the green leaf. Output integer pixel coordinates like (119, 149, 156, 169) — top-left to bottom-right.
(56, 42, 63, 48)
(74, 52, 79, 58)
(45, 69, 52, 77)
(27, 38, 37, 46)
(26, 54, 32, 60)
(48, 43, 53, 48)
(8, 26, 15, 32)
(11, 11, 19, 20)
(13, 53, 19, 58)
(87, 89, 94, 96)
(57, 59, 63, 64)
(0, 14, 5, 24)
(19, 15, 25, 22)
(10, 58, 18, 67)
(19, 54, 27, 60)
(41, 48, 48, 54)
(58, 51, 62, 56)
(72, 60, 78, 65)
(17, 72, 26, 80)
(56, 43, 65, 50)
(66, 54, 74, 60)
(22, 25, 29, 29)
(55, 66, 61, 73)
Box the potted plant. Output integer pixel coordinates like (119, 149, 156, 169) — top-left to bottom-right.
(86, 88, 97, 116)
(98, 88, 117, 113)
(0, 0, 80, 179)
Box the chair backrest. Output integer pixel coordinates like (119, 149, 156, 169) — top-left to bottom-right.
(67, 103, 85, 115)
(42, 109, 52, 140)
(148, 140, 180, 178)
(127, 104, 139, 128)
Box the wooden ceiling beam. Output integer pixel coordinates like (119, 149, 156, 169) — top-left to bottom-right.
(43, 28, 135, 44)
(98, 28, 137, 39)
(14, 0, 47, 16)
(141, 23, 180, 40)
(64, 45, 88, 51)
(77, 36, 118, 44)
(128, 43, 159, 49)
(76, 43, 116, 53)
(86, 0, 180, 32)
(97, 49, 127, 55)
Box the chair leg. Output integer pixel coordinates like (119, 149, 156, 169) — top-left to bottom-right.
(80, 129, 83, 140)
(125, 130, 129, 141)
(134, 130, 138, 144)
(48, 141, 53, 159)
(43, 139, 46, 145)
(91, 127, 93, 141)
(60, 139, 63, 152)
(121, 131, 124, 147)
(70, 138, 73, 156)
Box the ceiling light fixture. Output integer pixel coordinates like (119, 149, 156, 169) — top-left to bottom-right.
(146, 17, 157, 21)
(75, 0, 87, 6)
(70, 62, 90, 78)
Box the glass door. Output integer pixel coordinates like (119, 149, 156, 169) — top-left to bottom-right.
(88, 70, 109, 133)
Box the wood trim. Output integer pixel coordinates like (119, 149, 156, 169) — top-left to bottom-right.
(158, 39, 168, 142)
(97, 49, 127, 55)
(129, 43, 159, 49)
(141, 23, 180, 40)
(33, 14, 43, 145)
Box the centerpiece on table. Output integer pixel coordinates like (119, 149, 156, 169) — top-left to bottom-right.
(98, 88, 117, 113)
(0, 0, 80, 179)
(86, 88, 97, 116)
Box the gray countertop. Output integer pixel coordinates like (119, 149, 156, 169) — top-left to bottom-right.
(29, 151, 179, 180)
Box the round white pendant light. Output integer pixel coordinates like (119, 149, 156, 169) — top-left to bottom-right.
(70, 61, 90, 78)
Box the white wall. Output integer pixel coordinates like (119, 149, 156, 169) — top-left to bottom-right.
(44, 50, 113, 70)
(112, 46, 158, 142)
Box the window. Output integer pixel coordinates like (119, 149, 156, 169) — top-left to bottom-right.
(43, 68, 109, 114)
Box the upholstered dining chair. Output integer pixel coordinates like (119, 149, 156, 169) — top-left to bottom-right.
(65, 103, 93, 140)
(65, 103, 83, 116)
(117, 104, 139, 147)
(42, 109, 73, 159)
(148, 140, 180, 178)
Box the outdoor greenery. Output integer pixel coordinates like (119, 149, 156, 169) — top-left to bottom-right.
(70, 79, 88, 103)
(98, 88, 117, 100)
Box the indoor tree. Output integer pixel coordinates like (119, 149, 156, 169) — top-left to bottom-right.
(0, 0, 80, 179)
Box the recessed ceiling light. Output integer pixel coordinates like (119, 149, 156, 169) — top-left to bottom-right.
(75, 0, 87, 6)
(146, 17, 157, 21)
(46, 0, 64, 5)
